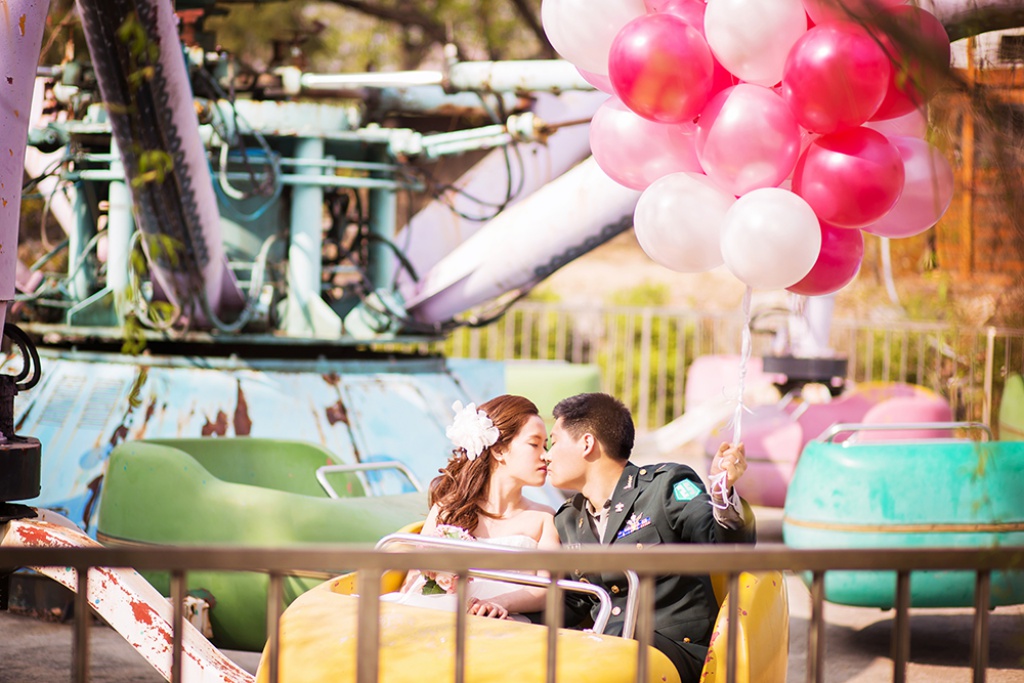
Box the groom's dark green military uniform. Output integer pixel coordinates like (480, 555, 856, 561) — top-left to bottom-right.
(554, 461, 756, 680)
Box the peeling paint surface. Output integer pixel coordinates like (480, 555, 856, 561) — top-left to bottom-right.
(1, 517, 255, 683)
(14, 353, 504, 535)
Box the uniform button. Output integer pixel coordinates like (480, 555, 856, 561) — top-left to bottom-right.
(610, 585, 620, 594)
(639, 468, 647, 475)
(636, 543, 644, 549)
(574, 570, 581, 577)
(683, 637, 691, 644)
(611, 606, 621, 616)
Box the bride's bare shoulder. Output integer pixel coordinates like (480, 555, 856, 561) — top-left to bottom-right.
(523, 497, 556, 517)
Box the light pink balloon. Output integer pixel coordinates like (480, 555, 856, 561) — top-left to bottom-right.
(634, 172, 735, 272)
(609, 13, 714, 123)
(695, 84, 801, 196)
(862, 136, 954, 238)
(792, 127, 905, 228)
(576, 66, 614, 94)
(802, 0, 905, 25)
(705, 0, 808, 87)
(721, 187, 822, 289)
(781, 22, 890, 134)
(541, 0, 647, 75)
(787, 222, 864, 296)
(590, 98, 702, 191)
(865, 108, 927, 138)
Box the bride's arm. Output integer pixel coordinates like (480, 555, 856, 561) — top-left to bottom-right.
(397, 505, 441, 593)
(468, 515, 562, 616)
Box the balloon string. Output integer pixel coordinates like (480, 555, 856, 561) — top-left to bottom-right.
(732, 285, 754, 445)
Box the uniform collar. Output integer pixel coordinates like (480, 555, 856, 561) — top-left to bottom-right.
(603, 462, 643, 544)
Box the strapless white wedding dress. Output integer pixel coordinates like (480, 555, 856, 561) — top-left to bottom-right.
(380, 534, 539, 620)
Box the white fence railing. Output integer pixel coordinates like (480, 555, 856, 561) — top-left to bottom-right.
(424, 303, 1024, 433)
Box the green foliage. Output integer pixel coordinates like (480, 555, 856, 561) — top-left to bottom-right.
(607, 282, 670, 307)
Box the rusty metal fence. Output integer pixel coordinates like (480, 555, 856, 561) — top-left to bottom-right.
(423, 303, 1024, 433)
(1, 542, 1021, 683)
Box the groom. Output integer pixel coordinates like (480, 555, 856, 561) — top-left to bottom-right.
(544, 392, 755, 683)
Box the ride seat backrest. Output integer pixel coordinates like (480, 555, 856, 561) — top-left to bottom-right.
(856, 396, 954, 442)
(700, 571, 789, 683)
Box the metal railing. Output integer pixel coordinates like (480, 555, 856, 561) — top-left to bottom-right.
(419, 303, 1024, 432)
(2, 543, 1021, 683)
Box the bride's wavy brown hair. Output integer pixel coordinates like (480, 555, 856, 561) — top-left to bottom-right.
(429, 394, 540, 534)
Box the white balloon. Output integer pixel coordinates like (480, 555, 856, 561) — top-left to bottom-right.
(720, 188, 821, 289)
(704, 0, 807, 86)
(634, 172, 735, 273)
(541, 0, 647, 75)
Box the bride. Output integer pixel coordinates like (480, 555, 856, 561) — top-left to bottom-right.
(382, 394, 560, 619)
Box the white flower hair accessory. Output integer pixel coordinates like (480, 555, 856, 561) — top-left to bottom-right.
(445, 400, 499, 460)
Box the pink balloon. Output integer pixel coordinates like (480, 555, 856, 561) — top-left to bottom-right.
(576, 66, 614, 94)
(608, 13, 714, 123)
(865, 107, 927, 138)
(781, 22, 890, 134)
(802, 0, 904, 25)
(862, 136, 954, 238)
(655, 0, 738, 99)
(590, 98, 702, 191)
(787, 221, 865, 296)
(792, 127, 905, 228)
(869, 6, 951, 121)
(695, 84, 801, 196)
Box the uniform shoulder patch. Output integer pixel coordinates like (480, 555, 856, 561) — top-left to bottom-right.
(673, 478, 702, 502)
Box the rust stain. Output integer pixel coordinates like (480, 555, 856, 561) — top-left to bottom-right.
(130, 599, 155, 626)
(15, 524, 54, 545)
(322, 372, 340, 387)
(18, 12, 24, 37)
(81, 475, 103, 530)
(326, 400, 348, 425)
(201, 410, 228, 437)
(109, 423, 128, 447)
(12, 108, 17, 118)
(2, 199, 6, 207)
(233, 383, 251, 436)
(5, 77, 10, 84)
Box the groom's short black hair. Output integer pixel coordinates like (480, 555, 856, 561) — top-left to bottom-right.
(553, 392, 634, 462)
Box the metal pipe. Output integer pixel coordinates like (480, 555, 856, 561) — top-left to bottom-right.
(355, 570, 381, 683)
(106, 139, 133, 304)
(170, 570, 185, 683)
(455, 574, 468, 683)
(808, 571, 825, 683)
(267, 572, 284, 683)
(367, 146, 398, 291)
(544, 572, 564, 683)
(971, 570, 991, 683)
(635, 575, 656, 683)
(892, 570, 912, 683)
(286, 137, 326, 337)
(726, 573, 740, 683)
(73, 566, 90, 683)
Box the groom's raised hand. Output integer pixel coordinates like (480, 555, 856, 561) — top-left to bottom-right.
(709, 442, 747, 490)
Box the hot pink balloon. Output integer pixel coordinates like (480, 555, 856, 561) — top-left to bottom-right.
(781, 22, 890, 134)
(802, 0, 904, 25)
(576, 66, 614, 94)
(590, 98, 702, 191)
(787, 221, 865, 296)
(654, 0, 738, 98)
(869, 6, 951, 121)
(792, 127, 905, 228)
(608, 13, 714, 123)
(695, 84, 801, 196)
(863, 136, 954, 238)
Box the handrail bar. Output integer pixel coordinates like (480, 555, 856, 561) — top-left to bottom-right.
(377, 533, 639, 638)
(376, 533, 614, 634)
(316, 461, 423, 497)
(817, 421, 994, 443)
(4, 544, 1023, 575)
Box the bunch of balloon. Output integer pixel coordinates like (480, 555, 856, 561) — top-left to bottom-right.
(543, 0, 956, 298)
